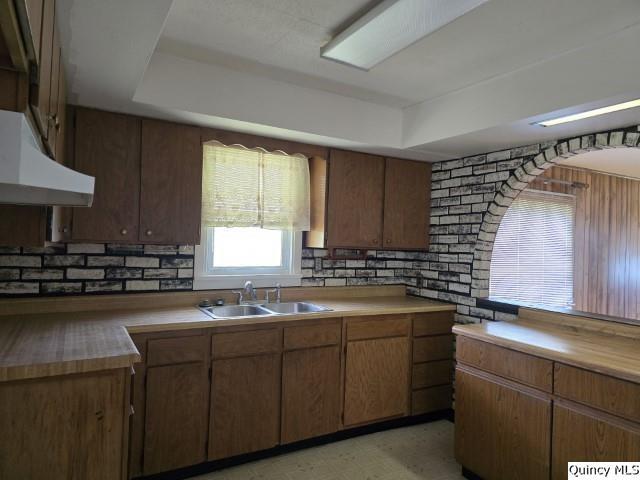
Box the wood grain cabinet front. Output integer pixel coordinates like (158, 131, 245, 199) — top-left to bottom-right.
(281, 321, 341, 443)
(454, 368, 552, 480)
(72, 108, 141, 242)
(552, 403, 640, 480)
(139, 119, 202, 245)
(141, 335, 209, 476)
(209, 328, 282, 460)
(343, 315, 414, 427)
(0, 368, 130, 480)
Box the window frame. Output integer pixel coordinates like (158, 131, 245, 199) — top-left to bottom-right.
(194, 226, 302, 290)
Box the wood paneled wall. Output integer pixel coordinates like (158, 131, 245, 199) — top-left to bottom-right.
(530, 166, 640, 320)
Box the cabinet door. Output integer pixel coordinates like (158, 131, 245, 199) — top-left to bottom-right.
(46, 25, 60, 154)
(454, 368, 551, 480)
(140, 120, 202, 244)
(25, 0, 44, 64)
(72, 108, 141, 242)
(143, 363, 209, 475)
(209, 354, 280, 460)
(33, 0, 54, 135)
(0, 206, 46, 246)
(344, 336, 410, 426)
(282, 346, 341, 443)
(326, 149, 384, 248)
(383, 158, 431, 250)
(0, 369, 127, 480)
(552, 404, 640, 480)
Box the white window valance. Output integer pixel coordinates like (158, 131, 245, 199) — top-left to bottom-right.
(201, 141, 310, 231)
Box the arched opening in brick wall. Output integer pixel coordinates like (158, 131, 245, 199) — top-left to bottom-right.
(472, 129, 640, 300)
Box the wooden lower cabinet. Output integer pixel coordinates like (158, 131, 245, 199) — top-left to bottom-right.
(281, 345, 341, 443)
(0, 368, 130, 480)
(343, 336, 410, 426)
(143, 362, 209, 475)
(454, 368, 551, 480)
(209, 353, 281, 460)
(552, 403, 640, 480)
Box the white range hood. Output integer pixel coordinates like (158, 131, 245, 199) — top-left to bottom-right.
(0, 110, 94, 207)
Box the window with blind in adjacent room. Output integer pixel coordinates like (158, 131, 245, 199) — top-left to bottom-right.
(489, 189, 575, 307)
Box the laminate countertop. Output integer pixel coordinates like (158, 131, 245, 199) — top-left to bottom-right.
(453, 307, 640, 384)
(0, 294, 454, 383)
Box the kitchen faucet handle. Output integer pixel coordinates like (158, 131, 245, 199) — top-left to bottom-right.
(231, 290, 244, 305)
(264, 288, 277, 303)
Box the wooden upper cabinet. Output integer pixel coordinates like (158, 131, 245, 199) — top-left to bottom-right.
(383, 158, 431, 250)
(33, 0, 55, 136)
(326, 149, 385, 249)
(46, 24, 60, 154)
(140, 120, 202, 244)
(0, 206, 46, 247)
(24, 0, 44, 64)
(72, 108, 141, 242)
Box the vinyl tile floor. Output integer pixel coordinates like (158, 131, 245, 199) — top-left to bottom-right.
(194, 420, 464, 480)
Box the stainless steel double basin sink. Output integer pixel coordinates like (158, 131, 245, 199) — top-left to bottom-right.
(200, 302, 332, 319)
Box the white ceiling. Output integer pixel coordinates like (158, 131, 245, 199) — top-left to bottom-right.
(160, 0, 640, 108)
(560, 147, 640, 180)
(57, 0, 640, 161)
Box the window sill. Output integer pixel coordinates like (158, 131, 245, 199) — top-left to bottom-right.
(193, 273, 302, 291)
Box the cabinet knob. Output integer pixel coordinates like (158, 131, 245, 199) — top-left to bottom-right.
(61, 227, 68, 233)
(120, 228, 128, 235)
(386, 239, 391, 244)
(145, 230, 153, 236)
(372, 239, 378, 245)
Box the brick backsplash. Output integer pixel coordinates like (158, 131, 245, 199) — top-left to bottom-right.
(0, 243, 194, 296)
(300, 248, 420, 288)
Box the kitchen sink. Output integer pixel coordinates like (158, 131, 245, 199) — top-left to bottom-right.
(200, 304, 274, 319)
(261, 302, 332, 314)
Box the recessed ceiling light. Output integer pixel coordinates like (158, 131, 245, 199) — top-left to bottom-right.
(320, 0, 489, 71)
(536, 99, 640, 127)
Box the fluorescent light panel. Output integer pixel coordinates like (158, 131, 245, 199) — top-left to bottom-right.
(537, 99, 640, 127)
(320, 0, 489, 70)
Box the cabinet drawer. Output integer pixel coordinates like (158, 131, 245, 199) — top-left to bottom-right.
(283, 321, 341, 350)
(456, 336, 553, 392)
(147, 335, 207, 367)
(412, 311, 454, 337)
(554, 364, 640, 422)
(411, 385, 452, 415)
(346, 315, 410, 341)
(412, 360, 452, 389)
(412, 335, 453, 363)
(212, 329, 281, 359)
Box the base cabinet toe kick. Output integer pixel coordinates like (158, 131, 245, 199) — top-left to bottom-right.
(454, 334, 640, 480)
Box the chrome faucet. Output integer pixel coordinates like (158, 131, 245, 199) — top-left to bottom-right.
(265, 283, 282, 304)
(233, 281, 258, 305)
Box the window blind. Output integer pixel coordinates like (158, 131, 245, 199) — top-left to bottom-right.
(201, 141, 310, 231)
(489, 189, 575, 307)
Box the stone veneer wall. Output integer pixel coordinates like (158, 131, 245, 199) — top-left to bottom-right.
(416, 125, 640, 325)
(0, 243, 196, 295)
(0, 243, 414, 296)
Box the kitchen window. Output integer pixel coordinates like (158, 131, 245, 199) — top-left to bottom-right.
(194, 141, 309, 289)
(489, 189, 575, 307)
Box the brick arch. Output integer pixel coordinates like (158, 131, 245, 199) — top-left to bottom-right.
(471, 129, 640, 298)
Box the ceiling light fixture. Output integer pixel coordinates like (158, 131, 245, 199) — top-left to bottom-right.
(320, 0, 489, 71)
(536, 99, 640, 127)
